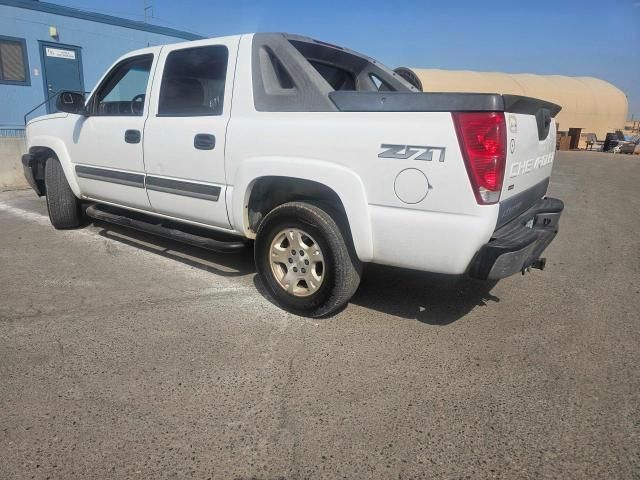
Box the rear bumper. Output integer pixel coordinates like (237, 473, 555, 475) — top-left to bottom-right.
(21, 153, 43, 196)
(468, 197, 564, 280)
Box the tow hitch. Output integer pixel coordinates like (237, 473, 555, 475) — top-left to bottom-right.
(522, 258, 546, 275)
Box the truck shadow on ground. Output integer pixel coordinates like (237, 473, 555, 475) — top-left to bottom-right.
(350, 264, 500, 325)
(252, 262, 500, 325)
(93, 221, 255, 277)
(92, 220, 499, 324)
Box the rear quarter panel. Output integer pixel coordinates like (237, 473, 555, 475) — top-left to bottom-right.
(228, 35, 498, 272)
(226, 111, 499, 272)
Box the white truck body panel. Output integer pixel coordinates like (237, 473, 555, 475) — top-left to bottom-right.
(225, 112, 498, 271)
(24, 32, 562, 277)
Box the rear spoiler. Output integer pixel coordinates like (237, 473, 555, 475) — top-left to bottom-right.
(329, 91, 562, 117)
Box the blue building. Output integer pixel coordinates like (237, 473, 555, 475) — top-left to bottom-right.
(0, 0, 202, 132)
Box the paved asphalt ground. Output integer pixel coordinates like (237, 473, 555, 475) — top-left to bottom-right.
(0, 151, 638, 479)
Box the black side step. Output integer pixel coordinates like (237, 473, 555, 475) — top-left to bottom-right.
(85, 205, 246, 253)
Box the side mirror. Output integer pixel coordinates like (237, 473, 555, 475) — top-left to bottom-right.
(56, 91, 88, 116)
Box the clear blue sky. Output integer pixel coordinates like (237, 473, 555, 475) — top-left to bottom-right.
(55, 0, 640, 118)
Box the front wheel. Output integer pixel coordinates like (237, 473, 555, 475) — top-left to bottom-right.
(255, 202, 362, 317)
(44, 157, 83, 229)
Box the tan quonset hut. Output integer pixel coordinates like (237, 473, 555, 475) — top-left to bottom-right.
(394, 68, 628, 139)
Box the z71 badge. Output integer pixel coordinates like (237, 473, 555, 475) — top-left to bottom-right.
(378, 144, 446, 162)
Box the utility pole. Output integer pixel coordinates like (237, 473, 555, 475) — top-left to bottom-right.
(143, 0, 153, 22)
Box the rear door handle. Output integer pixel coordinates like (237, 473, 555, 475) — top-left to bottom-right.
(194, 134, 215, 150)
(124, 129, 141, 144)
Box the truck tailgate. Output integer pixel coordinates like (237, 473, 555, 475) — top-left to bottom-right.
(497, 97, 560, 227)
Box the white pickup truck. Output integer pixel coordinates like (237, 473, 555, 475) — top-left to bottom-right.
(22, 33, 564, 317)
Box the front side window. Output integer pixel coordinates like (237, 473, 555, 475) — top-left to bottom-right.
(92, 55, 153, 116)
(158, 45, 228, 116)
(0, 36, 29, 85)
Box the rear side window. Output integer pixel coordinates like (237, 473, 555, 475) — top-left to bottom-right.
(158, 45, 228, 116)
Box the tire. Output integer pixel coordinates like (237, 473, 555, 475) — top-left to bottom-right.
(255, 201, 362, 317)
(44, 157, 83, 229)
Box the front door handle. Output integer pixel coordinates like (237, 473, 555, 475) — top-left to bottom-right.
(125, 129, 141, 144)
(194, 134, 215, 150)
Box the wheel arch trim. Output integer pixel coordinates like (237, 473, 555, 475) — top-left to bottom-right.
(28, 135, 82, 197)
(231, 157, 373, 262)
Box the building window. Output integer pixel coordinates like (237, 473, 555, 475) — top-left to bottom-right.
(0, 36, 30, 86)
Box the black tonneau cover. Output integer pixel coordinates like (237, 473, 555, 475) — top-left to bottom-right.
(329, 91, 561, 116)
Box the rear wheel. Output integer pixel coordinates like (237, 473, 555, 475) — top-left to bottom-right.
(44, 157, 82, 229)
(255, 201, 362, 317)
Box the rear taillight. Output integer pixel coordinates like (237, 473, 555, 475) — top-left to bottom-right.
(452, 112, 507, 205)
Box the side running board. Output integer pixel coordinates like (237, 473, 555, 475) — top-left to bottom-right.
(85, 204, 246, 253)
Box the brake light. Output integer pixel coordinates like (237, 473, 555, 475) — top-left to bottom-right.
(452, 112, 507, 205)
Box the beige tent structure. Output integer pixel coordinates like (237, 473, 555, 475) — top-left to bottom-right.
(395, 68, 628, 139)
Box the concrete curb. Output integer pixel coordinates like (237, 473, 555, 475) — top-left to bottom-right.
(0, 137, 28, 190)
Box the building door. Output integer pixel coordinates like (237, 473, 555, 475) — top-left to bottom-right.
(39, 42, 84, 113)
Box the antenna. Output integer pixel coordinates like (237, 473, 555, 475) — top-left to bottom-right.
(143, 0, 153, 22)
